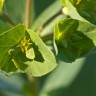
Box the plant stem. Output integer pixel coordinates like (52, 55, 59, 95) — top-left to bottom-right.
(24, 0, 31, 28)
(25, 1, 38, 96)
(32, 79, 38, 96)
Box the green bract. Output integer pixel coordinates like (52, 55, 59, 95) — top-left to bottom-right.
(54, 18, 95, 62)
(61, 0, 96, 25)
(0, 24, 25, 72)
(25, 30, 57, 77)
(0, 24, 57, 77)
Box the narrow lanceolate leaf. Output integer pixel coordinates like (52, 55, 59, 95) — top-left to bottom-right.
(0, 0, 4, 13)
(0, 24, 25, 72)
(25, 30, 57, 77)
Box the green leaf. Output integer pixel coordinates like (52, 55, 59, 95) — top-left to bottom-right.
(54, 18, 78, 42)
(26, 48, 35, 60)
(84, 30, 96, 46)
(25, 30, 57, 77)
(54, 18, 94, 62)
(75, 0, 96, 25)
(0, 20, 12, 34)
(61, 0, 96, 25)
(0, 24, 25, 72)
(0, 71, 32, 96)
(61, 0, 87, 22)
(77, 21, 96, 46)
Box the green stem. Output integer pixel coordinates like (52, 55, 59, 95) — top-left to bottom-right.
(25, 0, 38, 96)
(27, 76, 38, 96)
(32, 79, 38, 96)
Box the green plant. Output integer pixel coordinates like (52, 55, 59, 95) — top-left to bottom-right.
(0, 0, 96, 96)
(0, 0, 57, 77)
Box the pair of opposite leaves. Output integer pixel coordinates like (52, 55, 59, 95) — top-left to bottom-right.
(0, 24, 57, 77)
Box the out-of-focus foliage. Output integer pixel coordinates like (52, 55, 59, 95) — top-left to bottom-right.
(40, 48, 96, 96)
(0, 72, 33, 96)
(5, 0, 26, 23)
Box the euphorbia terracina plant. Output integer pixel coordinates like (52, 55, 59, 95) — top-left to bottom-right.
(0, 0, 57, 77)
(1, 0, 96, 96)
(0, 0, 96, 78)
